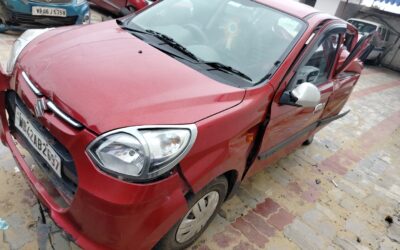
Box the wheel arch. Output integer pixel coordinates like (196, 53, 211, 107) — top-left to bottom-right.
(221, 169, 240, 200)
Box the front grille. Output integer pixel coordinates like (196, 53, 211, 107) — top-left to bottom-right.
(6, 91, 78, 204)
(30, 0, 71, 4)
(11, 13, 77, 27)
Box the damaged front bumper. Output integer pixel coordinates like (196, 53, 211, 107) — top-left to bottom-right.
(0, 68, 189, 249)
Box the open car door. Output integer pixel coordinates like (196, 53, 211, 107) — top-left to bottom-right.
(336, 32, 373, 74)
(321, 25, 373, 120)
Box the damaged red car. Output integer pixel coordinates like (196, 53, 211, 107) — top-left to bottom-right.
(0, 0, 370, 249)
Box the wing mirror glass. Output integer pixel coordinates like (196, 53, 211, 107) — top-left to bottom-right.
(280, 82, 321, 108)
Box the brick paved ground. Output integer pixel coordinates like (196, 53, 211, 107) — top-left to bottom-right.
(1, 19, 400, 250)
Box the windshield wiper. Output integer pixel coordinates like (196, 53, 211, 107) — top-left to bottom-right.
(117, 19, 148, 34)
(117, 20, 200, 62)
(203, 62, 252, 82)
(145, 29, 201, 62)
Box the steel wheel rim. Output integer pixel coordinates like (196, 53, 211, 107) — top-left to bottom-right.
(176, 191, 220, 243)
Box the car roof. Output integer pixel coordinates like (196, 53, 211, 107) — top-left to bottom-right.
(256, 0, 321, 19)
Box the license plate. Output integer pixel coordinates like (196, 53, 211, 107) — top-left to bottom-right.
(32, 7, 67, 17)
(15, 107, 62, 177)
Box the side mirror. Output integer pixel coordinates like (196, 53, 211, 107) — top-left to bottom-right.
(280, 82, 321, 108)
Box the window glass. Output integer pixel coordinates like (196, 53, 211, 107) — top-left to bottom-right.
(129, 0, 306, 84)
(348, 20, 377, 34)
(386, 30, 391, 41)
(291, 33, 339, 86)
(380, 28, 387, 40)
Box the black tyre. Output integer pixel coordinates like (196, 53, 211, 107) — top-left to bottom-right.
(155, 177, 228, 250)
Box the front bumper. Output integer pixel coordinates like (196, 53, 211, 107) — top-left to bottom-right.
(0, 69, 189, 249)
(0, 0, 90, 30)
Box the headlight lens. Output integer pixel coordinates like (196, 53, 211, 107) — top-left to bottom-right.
(87, 125, 197, 182)
(6, 29, 53, 75)
(76, 0, 86, 5)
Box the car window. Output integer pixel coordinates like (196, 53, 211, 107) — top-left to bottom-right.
(348, 20, 377, 34)
(380, 27, 387, 40)
(128, 0, 306, 85)
(291, 33, 339, 86)
(386, 30, 391, 42)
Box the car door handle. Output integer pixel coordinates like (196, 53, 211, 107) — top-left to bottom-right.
(314, 103, 325, 113)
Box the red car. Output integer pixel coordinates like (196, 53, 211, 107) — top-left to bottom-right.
(90, 0, 151, 15)
(0, 0, 370, 249)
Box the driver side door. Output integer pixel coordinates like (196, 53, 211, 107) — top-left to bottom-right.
(254, 23, 346, 170)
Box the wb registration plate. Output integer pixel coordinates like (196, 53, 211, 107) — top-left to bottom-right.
(15, 107, 62, 177)
(32, 7, 67, 17)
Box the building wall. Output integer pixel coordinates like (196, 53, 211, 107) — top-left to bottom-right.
(314, 0, 341, 15)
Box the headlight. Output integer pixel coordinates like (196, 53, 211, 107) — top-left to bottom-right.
(76, 0, 86, 5)
(87, 125, 197, 182)
(6, 29, 53, 75)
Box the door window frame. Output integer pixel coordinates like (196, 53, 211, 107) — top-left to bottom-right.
(285, 24, 346, 91)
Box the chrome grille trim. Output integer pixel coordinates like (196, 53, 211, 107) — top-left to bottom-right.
(47, 101, 83, 129)
(22, 71, 43, 96)
(21, 71, 83, 129)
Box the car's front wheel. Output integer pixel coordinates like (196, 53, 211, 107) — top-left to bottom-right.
(155, 176, 228, 250)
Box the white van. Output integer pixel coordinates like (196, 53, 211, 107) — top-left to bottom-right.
(348, 18, 391, 62)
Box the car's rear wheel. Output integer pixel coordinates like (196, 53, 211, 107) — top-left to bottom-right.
(155, 176, 228, 250)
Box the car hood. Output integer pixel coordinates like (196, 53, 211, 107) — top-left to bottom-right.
(18, 21, 245, 134)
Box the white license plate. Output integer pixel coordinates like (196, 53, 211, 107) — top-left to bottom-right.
(32, 7, 67, 17)
(15, 107, 62, 177)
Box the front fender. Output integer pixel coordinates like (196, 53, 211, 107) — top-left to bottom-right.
(179, 85, 273, 195)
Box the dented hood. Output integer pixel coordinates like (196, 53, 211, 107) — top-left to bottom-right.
(17, 21, 245, 134)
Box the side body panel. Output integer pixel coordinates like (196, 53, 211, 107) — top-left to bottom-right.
(179, 15, 324, 191)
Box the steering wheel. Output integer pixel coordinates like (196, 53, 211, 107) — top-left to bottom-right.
(183, 23, 208, 44)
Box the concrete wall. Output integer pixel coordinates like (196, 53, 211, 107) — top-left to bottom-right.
(335, 2, 363, 19)
(314, 0, 341, 15)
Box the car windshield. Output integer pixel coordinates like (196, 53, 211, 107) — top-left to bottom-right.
(127, 0, 305, 84)
(348, 20, 377, 34)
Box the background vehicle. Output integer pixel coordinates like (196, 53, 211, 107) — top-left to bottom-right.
(348, 18, 391, 63)
(0, 0, 370, 249)
(89, 0, 152, 16)
(0, 0, 90, 33)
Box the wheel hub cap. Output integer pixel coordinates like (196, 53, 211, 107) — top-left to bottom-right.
(176, 191, 220, 243)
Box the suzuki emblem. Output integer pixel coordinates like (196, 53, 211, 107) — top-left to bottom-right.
(34, 98, 47, 118)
